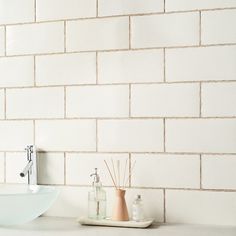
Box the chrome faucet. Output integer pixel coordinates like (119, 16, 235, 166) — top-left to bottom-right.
(20, 145, 37, 185)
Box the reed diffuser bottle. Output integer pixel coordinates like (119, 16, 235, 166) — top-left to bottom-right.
(88, 168, 106, 219)
(104, 159, 136, 221)
(112, 188, 129, 221)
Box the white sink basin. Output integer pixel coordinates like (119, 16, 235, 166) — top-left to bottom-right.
(0, 184, 59, 226)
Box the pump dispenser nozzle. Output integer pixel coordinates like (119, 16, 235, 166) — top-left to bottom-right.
(90, 168, 100, 183)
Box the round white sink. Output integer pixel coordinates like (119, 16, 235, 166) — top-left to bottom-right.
(0, 184, 59, 226)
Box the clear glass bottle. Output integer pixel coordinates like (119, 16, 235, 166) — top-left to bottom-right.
(132, 195, 144, 222)
(88, 168, 106, 220)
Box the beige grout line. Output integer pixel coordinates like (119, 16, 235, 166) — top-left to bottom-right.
(64, 21, 66, 53)
(64, 152, 66, 185)
(136, 187, 236, 192)
(1, 116, 236, 122)
(163, 118, 166, 152)
(3, 19, 65, 28)
(129, 16, 131, 49)
(33, 120, 36, 145)
(4, 88, 6, 119)
(129, 84, 131, 117)
(1, 42, 236, 59)
(96, 52, 98, 84)
(0, 150, 232, 154)
(200, 154, 202, 189)
(124, 186, 236, 192)
(1, 6, 235, 28)
(163, 189, 166, 223)
(163, 48, 166, 82)
(36, 182, 236, 192)
(96, 0, 99, 17)
(0, 82, 199, 89)
(3, 150, 236, 156)
(3, 152, 6, 183)
(3, 80, 236, 90)
(130, 116, 236, 119)
(164, 6, 236, 14)
(129, 153, 131, 187)
(33, 56, 36, 86)
(64, 86, 66, 118)
(199, 11, 202, 46)
(199, 82, 202, 117)
(34, 0, 36, 22)
(73, 42, 236, 51)
(6, 182, 236, 193)
(164, 0, 166, 13)
(4, 25, 6, 56)
(96, 119, 98, 152)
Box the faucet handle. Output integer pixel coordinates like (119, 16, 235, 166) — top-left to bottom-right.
(25, 145, 33, 151)
(25, 145, 35, 154)
(25, 145, 35, 161)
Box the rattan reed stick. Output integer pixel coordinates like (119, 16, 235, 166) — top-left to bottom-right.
(104, 160, 117, 189)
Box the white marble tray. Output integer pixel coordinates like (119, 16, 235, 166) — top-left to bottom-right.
(77, 217, 154, 228)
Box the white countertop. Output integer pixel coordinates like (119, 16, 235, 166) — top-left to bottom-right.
(0, 217, 236, 236)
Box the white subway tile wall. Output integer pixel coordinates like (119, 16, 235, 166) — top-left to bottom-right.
(131, 154, 200, 188)
(166, 46, 236, 82)
(165, 0, 236, 12)
(202, 82, 236, 117)
(166, 119, 236, 153)
(6, 22, 64, 55)
(66, 153, 129, 185)
(36, 0, 96, 21)
(5, 152, 28, 184)
(38, 152, 65, 185)
(0, 0, 34, 24)
(0, 121, 33, 151)
(98, 119, 164, 152)
(0, 0, 236, 226)
(35, 120, 96, 151)
(166, 190, 236, 226)
(66, 85, 129, 118)
(98, 0, 164, 16)
(36, 53, 96, 86)
(131, 83, 199, 117)
(98, 49, 164, 84)
(44, 186, 89, 217)
(202, 155, 236, 190)
(6, 87, 64, 119)
(66, 17, 129, 51)
(202, 9, 236, 45)
(131, 12, 199, 48)
(0, 57, 34, 87)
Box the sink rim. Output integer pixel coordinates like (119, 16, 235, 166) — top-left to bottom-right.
(0, 184, 59, 196)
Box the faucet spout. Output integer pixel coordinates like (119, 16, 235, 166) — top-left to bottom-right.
(20, 145, 37, 185)
(20, 160, 33, 177)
